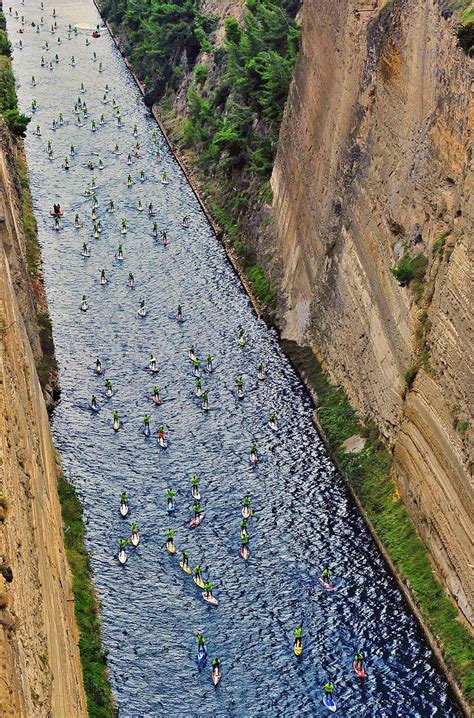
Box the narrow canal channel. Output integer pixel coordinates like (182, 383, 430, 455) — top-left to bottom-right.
(8, 2, 462, 715)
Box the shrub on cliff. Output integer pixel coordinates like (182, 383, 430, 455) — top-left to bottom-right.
(391, 251, 428, 287)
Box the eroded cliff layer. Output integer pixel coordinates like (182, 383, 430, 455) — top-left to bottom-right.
(0, 129, 86, 715)
(270, 0, 473, 623)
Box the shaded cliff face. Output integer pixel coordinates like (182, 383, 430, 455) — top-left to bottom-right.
(271, 0, 473, 623)
(0, 135, 86, 715)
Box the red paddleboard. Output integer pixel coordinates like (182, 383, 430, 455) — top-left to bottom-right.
(352, 661, 366, 679)
(318, 577, 335, 591)
(190, 513, 205, 528)
(211, 668, 222, 686)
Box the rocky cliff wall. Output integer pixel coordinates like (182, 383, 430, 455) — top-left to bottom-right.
(0, 128, 86, 716)
(270, 0, 473, 624)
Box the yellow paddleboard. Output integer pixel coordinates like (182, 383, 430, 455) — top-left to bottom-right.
(166, 543, 176, 554)
(179, 561, 192, 574)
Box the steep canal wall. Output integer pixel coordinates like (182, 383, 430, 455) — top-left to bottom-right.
(0, 121, 87, 715)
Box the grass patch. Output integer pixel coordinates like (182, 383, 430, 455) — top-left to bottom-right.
(246, 265, 276, 306)
(58, 476, 115, 718)
(281, 340, 474, 705)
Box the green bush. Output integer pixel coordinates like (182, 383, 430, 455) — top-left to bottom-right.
(194, 64, 208, 85)
(392, 251, 428, 287)
(246, 265, 276, 306)
(0, 29, 11, 57)
(3, 107, 30, 137)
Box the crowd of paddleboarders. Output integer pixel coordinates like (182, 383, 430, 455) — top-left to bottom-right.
(8, 3, 367, 707)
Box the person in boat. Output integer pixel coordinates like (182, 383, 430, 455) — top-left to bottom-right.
(241, 534, 249, 548)
(294, 627, 302, 649)
(52, 202, 61, 215)
(354, 652, 364, 671)
(153, 385, 160, 401)
(323, 682, 334, 700)
(240, 518, 248, 535)
(203, 581, 213, 598)
(130, 522, 139, 535)
(250, 444, 258, 458)
(120, 491, 128, 503)
(113, 410, 119, 423)
(195, 378, 202, 392)
(177, 304, 183, 321)
(322, 565, 332, 583)
(194, 564, 203, 581)
(105, 379, 113, 392)
(95, 358, 102, 372)
(236, 376, 244, 390)
(181, 551, 189, 569)
(139, 299, 145, 312)
(143, 414, 151, 428)
(211, 657, 221, 672)
(243, 495, 251, 507)
(269, 412, 277, 424)
(191, 475, 199, 488)
(118, 538, 127, 550)
(158, 425, 166, 440)
(197, 633, 205, 647)
(193, 502, 202, 519)
(166, 529, 174, 549)
(91, 394, 97, 408)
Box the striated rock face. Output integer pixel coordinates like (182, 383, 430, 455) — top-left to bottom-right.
(0, 133, 86, 715)
(270, 0, 473, 623)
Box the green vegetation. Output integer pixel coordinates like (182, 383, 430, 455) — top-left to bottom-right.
(392, 249, 428, 301)
(246, 265, 276, 306)
(455, 0, 474, 53)
(0, 16, 30, 137)
(58, 476, 115, 718)
(392, 250, 428, 287)
(16, 155, 40, 273)
(183, 0, 300, 180)
(433, 230, 450, 255)
(104, 0, 301, 312)
(282, 341, 474, 704)
(100, 0, 216, 103)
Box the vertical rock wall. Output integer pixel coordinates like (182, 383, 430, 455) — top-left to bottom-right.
(270, 0, 473, 623)
(0, 131, 86, 715)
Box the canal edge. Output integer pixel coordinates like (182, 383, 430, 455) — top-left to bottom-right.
(94, 6, 472, 714)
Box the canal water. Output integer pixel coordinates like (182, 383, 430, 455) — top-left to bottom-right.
(7, 2, 461, 716)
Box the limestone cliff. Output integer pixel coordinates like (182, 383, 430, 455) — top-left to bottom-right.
(270, 0, 473, 623)
(0, 125, 86, 715)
